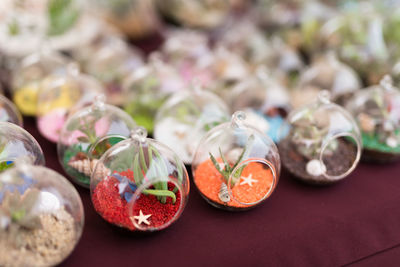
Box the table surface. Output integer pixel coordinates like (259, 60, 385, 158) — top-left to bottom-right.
(20, 114, 400, 267)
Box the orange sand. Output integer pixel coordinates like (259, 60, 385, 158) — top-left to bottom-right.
(194, 159, 274, 208)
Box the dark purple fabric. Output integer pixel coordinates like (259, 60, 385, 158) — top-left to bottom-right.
(20, 116, 400, 267)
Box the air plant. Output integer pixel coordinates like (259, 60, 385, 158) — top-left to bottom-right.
(209, 135, 255, 186)
(116, 144, 183, 204)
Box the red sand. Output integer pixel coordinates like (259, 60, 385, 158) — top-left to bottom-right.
(92, 170, 182, 231)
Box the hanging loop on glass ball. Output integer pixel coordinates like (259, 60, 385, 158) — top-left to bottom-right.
(318, 90, 331, 104)
(92, 94, 106, 110)
(231, 110, 246, 129)
(130, 126, 148, 143)
(379, 75, 394, 91)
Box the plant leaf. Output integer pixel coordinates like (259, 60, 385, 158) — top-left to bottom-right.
(139, 145, 148, 174)
(142, 189, 176, 204)
(133, 154, 143, 185)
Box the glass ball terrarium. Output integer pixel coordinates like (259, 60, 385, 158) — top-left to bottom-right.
(0, 122, 45, 172)
(90, 127, 189, 232)
(345, 75, 400, 162)
(0, 95, 23, 126)
(58, 95, 136, 188)
(279, 91, 362, 185)
(123, 54, 185, 133)
(0, 163, 84, 266)
(154, 84, 230, 164)
(192, 111, 280, 211)
(229, 67, 291, 143)
(12, 49, 70, 116)
(36, 64, 105, 143)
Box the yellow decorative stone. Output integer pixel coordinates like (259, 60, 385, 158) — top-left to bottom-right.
(13, 84, 39, 116)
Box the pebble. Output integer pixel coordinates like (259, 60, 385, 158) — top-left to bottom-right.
(306, 159, 327, 177)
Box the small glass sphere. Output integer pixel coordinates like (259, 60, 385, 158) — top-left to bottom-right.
(123, 54, 185, 133)
(294, 53, 361, 107)
(90, 127, 189, 232)
(12, 49, 70, 116)
(345, 75, 400, 162)
(36, 65, 105, 143)
(0, 163, 84, 266)
(0, 95, 23, 126)
(58, 96, 136, 188)
(280, 91, 362, 185)
(84, 37, 144, 106)
(154, 85, 230, 164)
(192, 111, 280, 211)
(229, 67, 290, 142)
(156, 0, 234, 29)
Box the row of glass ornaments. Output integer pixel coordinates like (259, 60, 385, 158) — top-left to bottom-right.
(1, 72, 400, 265)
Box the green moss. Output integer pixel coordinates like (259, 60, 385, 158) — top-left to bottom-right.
(362, 132, 400, 154)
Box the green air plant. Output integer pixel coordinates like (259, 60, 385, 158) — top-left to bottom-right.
(0, 189, 42, 232)
(132, 144, 183, 204)
(209, 135, 255, 186)
(290, 109, 333, 159)
(47, 0, 80, 36)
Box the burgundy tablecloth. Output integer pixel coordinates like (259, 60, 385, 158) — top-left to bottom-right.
(19, 116, 400, 267)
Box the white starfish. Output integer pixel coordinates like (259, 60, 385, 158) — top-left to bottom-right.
(240, 174, 258, 187)
(133, 210, 151, 225)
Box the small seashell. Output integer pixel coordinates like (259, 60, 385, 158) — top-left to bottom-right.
(358, 113, 376, 133)
(218, 183, 230, 203)
(386, 136, 398, 148)
(68, 159, 110, 178)
(306, 159, 327, 177)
